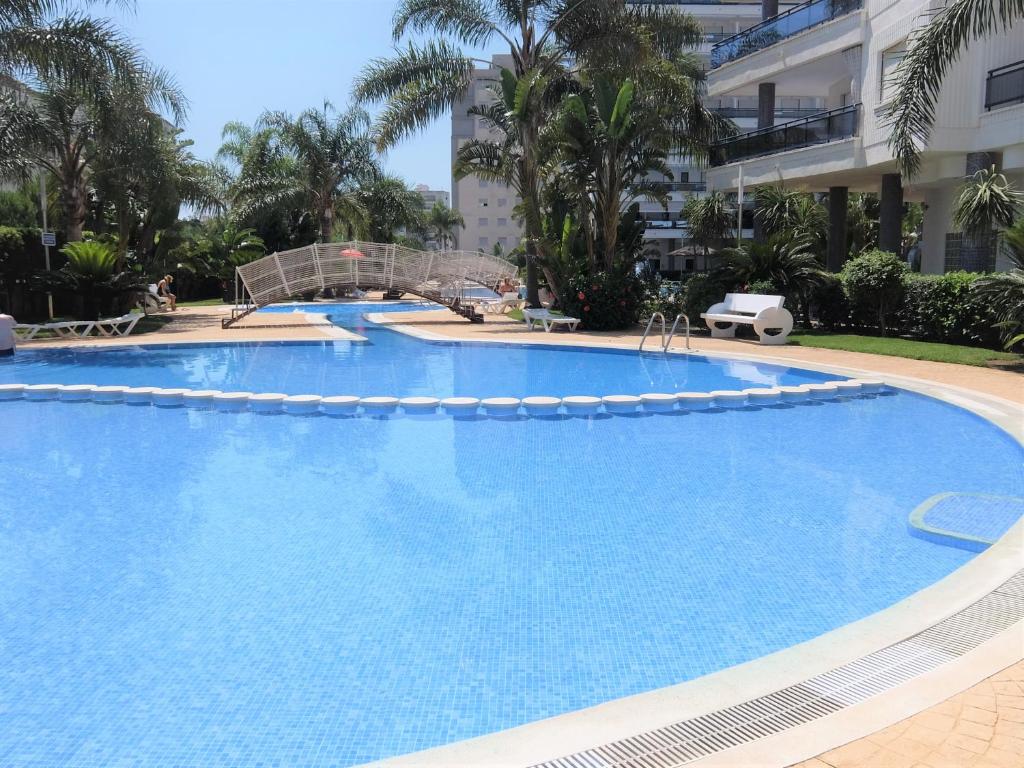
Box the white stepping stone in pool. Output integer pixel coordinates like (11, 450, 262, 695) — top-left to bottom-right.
(441, 396, 481, 416)
(91, 385, 129, 404)
(400, 396, 440, 414)
(804, 382, 840, 400)
(742, 387, 782, 405)
(481, 397, 521, 415)
(358, 396, 397, 415)
(249, 393, 287, 413)
(675, 392, 715, 411)
(213, 391, 252, 411)
(321, 395, 360, 417)
(640, 393, 677, 413)
(521, 396, 561, 416)
(58, 384, 97, 402)
(0, 383, 26, 400)
(562, 395, 601, 415)
(833, 380, 864, 396)
(601, 394, 640, 414)
(183, 390, 222, 408)
(776, 385, 811, 402)
(23, 383, 61, 401)
(123, 386, 158, 405)
(151, 388, 190, 407)
(850, 378, 886, 393)
(709, 390, 747, 408)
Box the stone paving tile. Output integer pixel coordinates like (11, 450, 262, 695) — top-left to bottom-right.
(791, 661, 1024, 768)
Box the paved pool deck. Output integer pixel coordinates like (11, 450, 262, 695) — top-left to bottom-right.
(15, 300, 1024, 767)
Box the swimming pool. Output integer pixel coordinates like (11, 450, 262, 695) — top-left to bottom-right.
(0, 303, 839, 397)
(1, 309, 1022, 767)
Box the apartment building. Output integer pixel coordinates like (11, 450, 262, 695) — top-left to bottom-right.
(628, 1, 826, 275)
(450, 54, 523, 254)
(703, 0, 1024, 274)
(414, 185, 449, 212)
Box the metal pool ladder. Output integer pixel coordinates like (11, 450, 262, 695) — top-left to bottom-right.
(640, 312, 690, 352)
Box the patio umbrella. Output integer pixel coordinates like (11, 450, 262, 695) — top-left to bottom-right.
(340, 248, 365, 259)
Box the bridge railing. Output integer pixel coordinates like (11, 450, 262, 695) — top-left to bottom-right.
(235, 241, 519, 309)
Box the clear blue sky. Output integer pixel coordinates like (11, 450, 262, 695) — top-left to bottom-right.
(108, 0, 496, 195)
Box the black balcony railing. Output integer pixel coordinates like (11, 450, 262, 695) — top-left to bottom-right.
(985, 60, 1024, 110)
(649, 181, 708, 192)
(709, 103, 860, 165)
(710, 0, 862, 68)
(712, 106, 826, 119)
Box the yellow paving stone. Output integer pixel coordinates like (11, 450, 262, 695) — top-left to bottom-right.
(989, 734, 1024, 754)
(871, 722, 915, 746)
(917, 712, 958, 734)
(992, 682, 1021, 696)
(993, 718, 1024, 738)
(905, 724, 952, 748)
(929, 742, 985, 767)
(998, 707, 1024, 724)
(934, 698, 964, 717)
(977, 747, 1024, 766)
(885, 738, 935, 761)
(945, 732, 990, 754)
(861, 748, 919, 768)
(820, 739, 882, 768)
(994, 695, 1024, 709)
(962, 706, 998, 726)
(954, 720, 995, 741)
(964, 694, 998, 712)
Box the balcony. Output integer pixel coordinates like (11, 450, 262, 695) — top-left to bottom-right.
(710, 0, 862, 69)
(712, 106, 827, 119)
(709, 103, 859, 165)
(985, 60, 1024, 111)
(649, 181, 708, 192)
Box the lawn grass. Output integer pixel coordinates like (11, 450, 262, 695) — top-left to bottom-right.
(788, 332, 1021, 367)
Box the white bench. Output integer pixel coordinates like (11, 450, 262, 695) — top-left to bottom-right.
(701, 293, 793, 346)
(522, 308, 580, 332)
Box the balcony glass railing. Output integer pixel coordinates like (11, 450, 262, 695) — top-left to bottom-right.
(710, 0, 863, 68)
(709, 103, 860, 165)
(712, 106, 826, 119)
(985, 60, 1024, 110)
(649, 181, 708, 192)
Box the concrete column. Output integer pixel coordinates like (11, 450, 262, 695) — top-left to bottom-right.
(762, 0, 779, 20)
(827, 186, 849, 272)
(878, 173, 904, 254)
(758, 82, 776, 129)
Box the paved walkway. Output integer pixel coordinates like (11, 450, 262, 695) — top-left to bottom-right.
(793, 660, 1024, 768)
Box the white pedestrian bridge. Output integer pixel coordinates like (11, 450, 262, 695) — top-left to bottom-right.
(228, 241, 519, 326)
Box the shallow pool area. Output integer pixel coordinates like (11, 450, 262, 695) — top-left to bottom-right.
(1, 380, 1021, 766)
(0, 303, 839, 397)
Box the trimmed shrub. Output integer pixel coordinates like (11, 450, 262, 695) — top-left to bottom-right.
(899, 272, 1002, 348)
(807, 273, 849, 330)
(840, 250, 907, 335)
(682, 272, 731, 325)
(560, 268, 647, 330)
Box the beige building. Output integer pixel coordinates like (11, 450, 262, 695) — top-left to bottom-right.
(450, 54, 523, 254)
(704, 0, 1024, 273)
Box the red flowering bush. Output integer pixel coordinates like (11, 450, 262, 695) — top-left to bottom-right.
(559, 268, 646, 330)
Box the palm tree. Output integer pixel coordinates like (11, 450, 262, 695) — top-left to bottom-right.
(754, 186, 828, 255)
(719, 234, 827, 317)
(886, 0, 1024, 176)
(1, 66, 186, 242)
(359, 175, 426, 243)
(354, 0, 713, 306)
(237, 103, 379, 243)
(426, 200, 464, 249)
(1, 0, 148, 89)
(683, 192, 734, 257)
(953, 166, 1023, 271)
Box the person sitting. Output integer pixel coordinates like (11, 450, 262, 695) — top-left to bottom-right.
(157, 274, 177, 311)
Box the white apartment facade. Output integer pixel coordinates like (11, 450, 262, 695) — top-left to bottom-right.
(450, 54, 523, 254)
(703, 0, 1024, 273)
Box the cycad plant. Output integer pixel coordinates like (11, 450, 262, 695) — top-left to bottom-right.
(755, 186, 828, 254)
(719, 234, 827, 319)
(886, 0, 1024, 176)
(42, 240, 143, 319)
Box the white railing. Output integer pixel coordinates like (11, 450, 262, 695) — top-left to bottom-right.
(234, 242, 519, 309)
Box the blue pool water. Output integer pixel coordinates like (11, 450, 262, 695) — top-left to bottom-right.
(0, 302, 839, 397)
(1, 386, 1021, 767)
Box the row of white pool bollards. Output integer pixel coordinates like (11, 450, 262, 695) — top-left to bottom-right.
(0, 379, 888, 417)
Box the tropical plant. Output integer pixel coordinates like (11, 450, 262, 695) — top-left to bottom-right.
(234, 103, 379, 243)
(42, 239, 142, 319)
(973, 219, 1024, 348)
(840, 249, 908, 336)
(719, 234, 827, 316)
(952, 166, 1024, 235)
(755, 186, 828, 253)
(354, 0, 720, 306)
(682, 192, 733, 256)
(426, 200, 464, 250)
(358, 175, 425, 243)
(886, 0, 1024, 176)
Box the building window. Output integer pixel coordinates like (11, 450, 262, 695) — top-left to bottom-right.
(497, 198, 507, 207)
(478, 237, 488, 248)
(478, 198, 488, 207)
(497, 217, 507, 227)
(478, 217, 488, 227)
(880, 43, 908, 99)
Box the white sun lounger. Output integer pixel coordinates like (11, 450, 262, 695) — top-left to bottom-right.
(94, 313, 142, 337)
(522, 307, 580, 332)
(480, 292, 525, 314)
(12, 319, 96, 340)
(13, 324, 42, 341)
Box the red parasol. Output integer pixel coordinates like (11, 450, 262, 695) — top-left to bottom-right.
(339, 248, 365, 259)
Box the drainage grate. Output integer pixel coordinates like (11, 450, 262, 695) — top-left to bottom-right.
(530, 570, 1024, 768)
